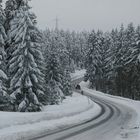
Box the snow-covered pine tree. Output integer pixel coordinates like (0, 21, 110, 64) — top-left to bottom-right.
(45, 51, 63, 105)
(102, 33, 114, 94)
(54, 30, 73, 97)
(123, 25, 140, 100)
(0, 0, 10, 110)
(62, 69, 72, 96)
(70, 32, 81, 68)
(136, 25, 140, 43)
(78, 32, 89, 69)
(4, 0, 17, 32)
(55, 30, 70, 71)
(97, 32, 112, 93)
(64, 31, 75, 72)
(95, 30, 105, 90)
(108, 24, 140, 99)
(112, 25, 127, 97)
(8, 0, 45, 112)
(43, 30, 73, 100)
(85, 30, 102, 90)
(122, 23, 136, 99)
(4, 0, 18, 56)
(85, 30, 96, 87)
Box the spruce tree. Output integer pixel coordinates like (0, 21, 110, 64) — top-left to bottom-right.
(62, 69, 72, 96)
(85, 30, 102, 89)
(8, 0, 44, 112)
(5, 0, 17, 32)
(113, 25, 127, 97)
(45, 51, 63, 105)
(136, 25, 140, 42)
(99, 33, 113, 93)
(0, 0, 10, 110)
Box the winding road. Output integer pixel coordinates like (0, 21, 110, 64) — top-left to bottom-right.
(29, 78, 137, 140)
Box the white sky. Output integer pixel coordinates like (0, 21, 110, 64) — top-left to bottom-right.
(30, 0, 140, 31)
(3, 0, 140, 31)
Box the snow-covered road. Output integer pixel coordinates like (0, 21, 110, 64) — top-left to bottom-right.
(32, 86, 137, 140)
(66, 92, 137, 140)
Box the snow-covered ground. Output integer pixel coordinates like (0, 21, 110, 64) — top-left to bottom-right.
(80, 81, 140, 140)
(0, 70, 101, 140)
(0, 93, 101, 140)
(71, 69, 86, 80)
(1, 69, 140, 140)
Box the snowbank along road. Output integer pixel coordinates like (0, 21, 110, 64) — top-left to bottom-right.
(30, 78, 137, 140)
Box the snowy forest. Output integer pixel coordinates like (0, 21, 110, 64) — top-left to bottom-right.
(0, 0, 140, 112)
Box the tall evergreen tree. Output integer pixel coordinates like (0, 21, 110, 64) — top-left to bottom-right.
(99, 33, 113, 93)
(4, 0, 17, 32)
(0, 0, 10, 110)
(62, 69, 72, 96)
(8, 0, 45, 112)
(136, 25, 140, 42)
(45, 51, 64, 105)
(85, 30, 102, 89)
(113, 25, 127, 96)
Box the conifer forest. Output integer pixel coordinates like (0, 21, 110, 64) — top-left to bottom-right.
(0, 0, 140, 113)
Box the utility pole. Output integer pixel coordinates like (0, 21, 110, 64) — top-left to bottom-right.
(55, 17, 59, 30)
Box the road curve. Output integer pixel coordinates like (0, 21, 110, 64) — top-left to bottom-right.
(28, 76, 137, 140)
(29, 89, 137, 140)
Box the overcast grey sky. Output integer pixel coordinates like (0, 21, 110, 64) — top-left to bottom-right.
(6, 0, 140, 31)
(29, 0, 140, 31)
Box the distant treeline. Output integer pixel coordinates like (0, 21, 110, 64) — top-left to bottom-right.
(85, 23, 140, 100)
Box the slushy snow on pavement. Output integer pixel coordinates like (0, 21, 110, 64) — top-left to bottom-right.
(80, 81, 140, 140)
